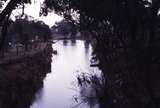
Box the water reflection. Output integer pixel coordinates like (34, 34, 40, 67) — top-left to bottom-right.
(84, 40, 90, 55)
(71, 39, 76, 46)
(63, 39, 69, 46)
(31, 40, 101, 108)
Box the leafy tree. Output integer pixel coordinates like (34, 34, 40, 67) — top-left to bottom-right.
(0, 0, 32, 50)
(51, 19, 78, 37)
(7, 18, 51, 43)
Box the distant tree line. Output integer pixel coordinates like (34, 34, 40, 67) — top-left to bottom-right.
(51, 19, 78, 38)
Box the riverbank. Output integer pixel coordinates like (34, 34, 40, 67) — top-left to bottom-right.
(0, 42, 53, 108)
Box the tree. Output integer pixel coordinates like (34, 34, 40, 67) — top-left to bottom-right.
(0, 0, 31, 50)
(7, 18, 51, 43)
(51, 19, 78, 37)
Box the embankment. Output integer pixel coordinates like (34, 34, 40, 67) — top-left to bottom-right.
(0, 42, 53, 108)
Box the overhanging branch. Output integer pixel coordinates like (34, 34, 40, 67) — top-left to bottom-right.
(0, 0, 20, 24)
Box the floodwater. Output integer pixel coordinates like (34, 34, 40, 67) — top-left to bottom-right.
(31, 40, 101, 108)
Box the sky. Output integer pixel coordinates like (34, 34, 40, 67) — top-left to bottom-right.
(8, 0, 63, 27)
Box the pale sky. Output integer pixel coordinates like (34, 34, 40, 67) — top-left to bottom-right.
(9, 0, 63, 27)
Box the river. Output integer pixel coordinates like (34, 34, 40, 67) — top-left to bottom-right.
(31, 40, 101, 108)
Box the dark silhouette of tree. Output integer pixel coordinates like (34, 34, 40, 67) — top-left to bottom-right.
(7, 18, 51, 44)
(0, 0, 31, 50)
(32, 20, 51, 41)
(51, 19, 78, 38)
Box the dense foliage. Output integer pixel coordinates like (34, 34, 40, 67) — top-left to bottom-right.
(51, 19, 78, 36)
(8, 19, 51, 41)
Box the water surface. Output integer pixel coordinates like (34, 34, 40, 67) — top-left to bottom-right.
(31, 40, 101, 108)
